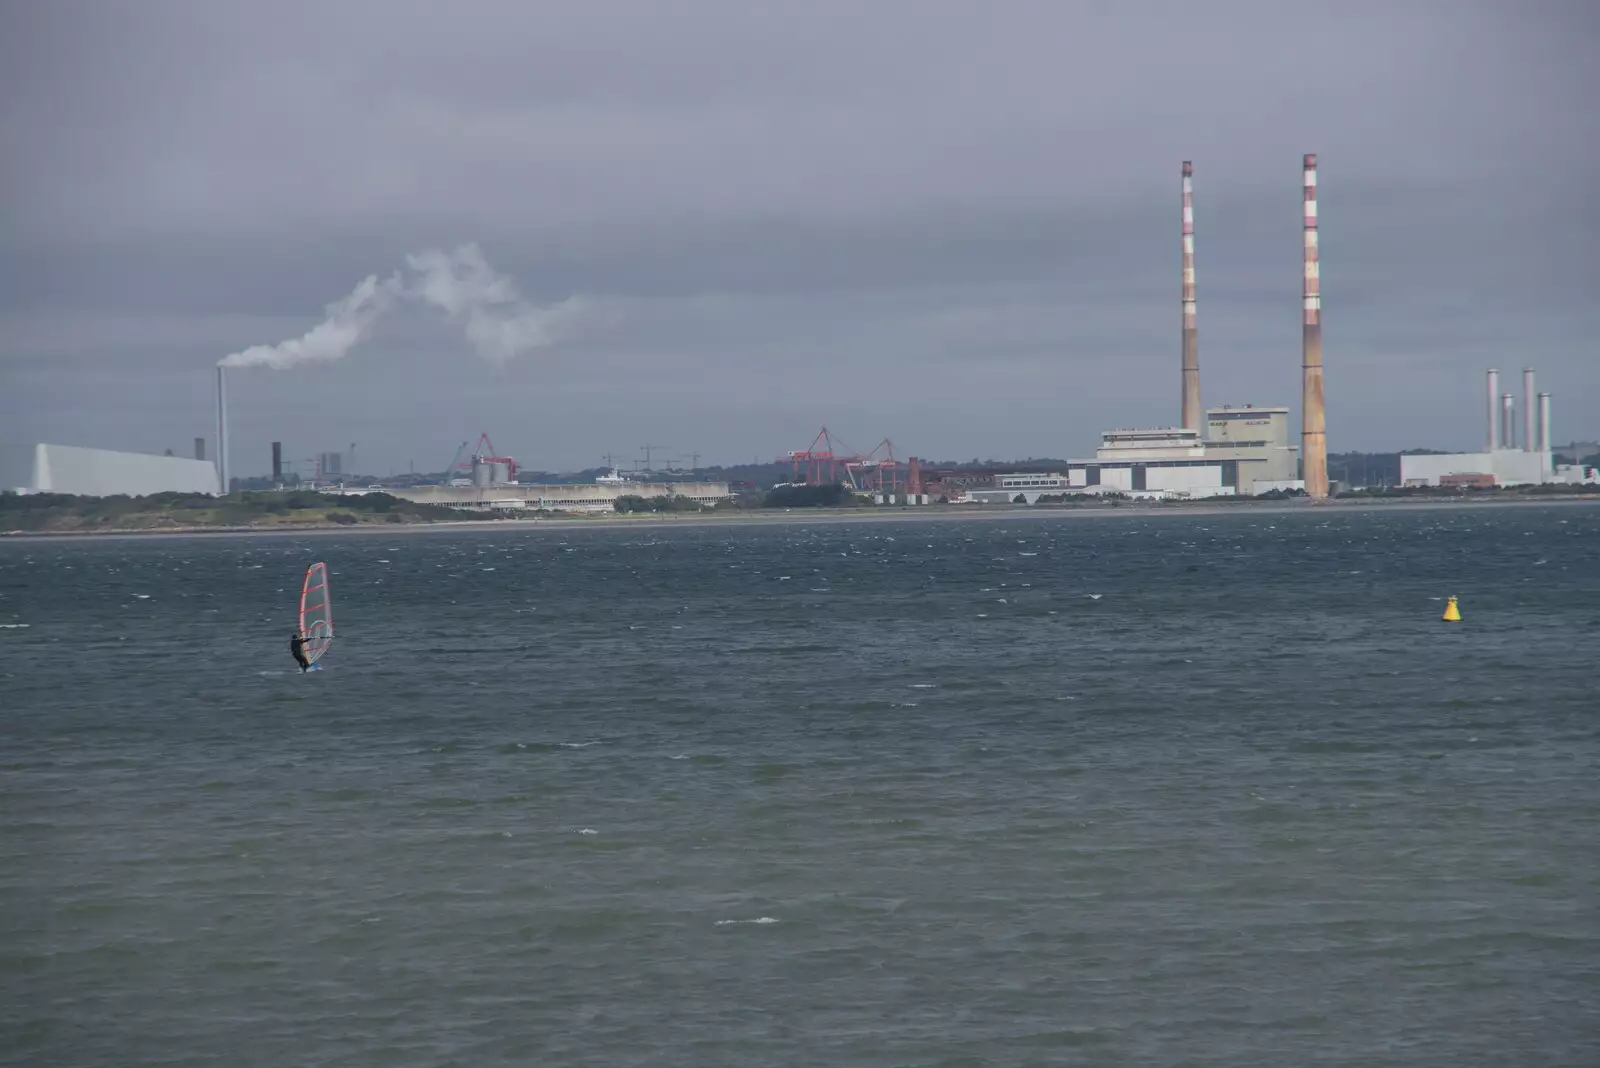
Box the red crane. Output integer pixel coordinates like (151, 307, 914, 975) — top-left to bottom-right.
(779, 426, 864, 485)
(451, 432, 518, 478)
(778, 428, 906, 489)
(845, 438, 904, 492)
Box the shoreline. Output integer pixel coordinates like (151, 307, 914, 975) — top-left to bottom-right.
(5, 494, 1596, 542)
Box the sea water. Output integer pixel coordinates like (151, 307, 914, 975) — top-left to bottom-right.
(2, 505, 1597, 1066)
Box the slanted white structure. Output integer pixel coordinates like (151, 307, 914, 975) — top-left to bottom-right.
(0, 444, 221, 497)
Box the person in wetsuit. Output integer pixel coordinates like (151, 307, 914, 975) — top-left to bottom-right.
(289, 631, 310, 672)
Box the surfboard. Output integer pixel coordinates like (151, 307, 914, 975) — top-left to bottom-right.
(299, 561, 334, 667)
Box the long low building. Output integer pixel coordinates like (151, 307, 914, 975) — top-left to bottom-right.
(1400, 449, 1595, 487)
(374, 480, 733, 514)
(0, 443, 220, 496)
(967, 469, 1240, 504)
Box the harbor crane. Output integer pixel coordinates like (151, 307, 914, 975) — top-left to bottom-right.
(639, 444, 668, 471)
(447, 433, 518, 479)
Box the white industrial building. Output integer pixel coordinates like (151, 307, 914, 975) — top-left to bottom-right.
(1201, 406, 1302, 492)
(970, 406, 1301, 503)
(379, 480, 733, 514)
(1399, 449, 1559, 488)
(0, 443, 220, 497)
(1399, 367, 1596, 487)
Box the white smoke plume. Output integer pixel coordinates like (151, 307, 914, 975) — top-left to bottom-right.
(406, 244, 589, 366)
(219, 273, 400, 369)
(217, 244, 588, 369)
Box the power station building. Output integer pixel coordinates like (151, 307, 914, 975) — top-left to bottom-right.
(1400, 367, 1595, 487)
(969, 406, 1300, 503)
(975, 158, 1319, 503)
(0, 443, 221, 497)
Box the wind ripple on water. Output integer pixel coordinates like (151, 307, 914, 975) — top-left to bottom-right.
(2, 505, 1598, 1066)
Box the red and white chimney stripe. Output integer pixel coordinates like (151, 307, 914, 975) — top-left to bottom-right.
(1303, 153, 1320, 327)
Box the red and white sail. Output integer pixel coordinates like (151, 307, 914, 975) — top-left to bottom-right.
(299, 562, 334, 665)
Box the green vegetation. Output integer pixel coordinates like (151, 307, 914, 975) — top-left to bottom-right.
(1335, 482, 1598, 499)
(1327, 450, 1446, 488)
(0, 490, 478, 533)
(612, 494, 710, 514)
(762, 483, 860, 508)
(1032, 492, 1126, 504)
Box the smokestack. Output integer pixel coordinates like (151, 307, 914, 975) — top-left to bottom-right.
(194, 437, 206, 461)
(1180, 160, 1201, 432)
(1522, 368, 1536, 451)
(1486, 368, 1501, 451)
(1501, 393, 1515, 451)
(1300, 153, 1328, 498)
(215, 366, 230, 496)
(1538, 393, 1552, 461)
(271, 441, 283, 482)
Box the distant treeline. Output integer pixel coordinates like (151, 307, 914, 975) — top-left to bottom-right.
(1335, 482, 1597, 499)
(610, 483, 858, 512)
(612, 494, 713, 514)
(1327, 451, 1449, 487)
(0, 490, 471, 532)
(761, 484, 858, 508)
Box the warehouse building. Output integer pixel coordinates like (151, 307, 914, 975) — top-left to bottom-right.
(0, 443, 220, 497)
(373, 480, 732, 514)
(1399, 449, 1555, 488)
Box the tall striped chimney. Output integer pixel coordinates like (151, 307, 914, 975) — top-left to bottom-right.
(1486, 368, 1501, 450)
(1180, 161, 1201, 433)
(1522, 368, 1536, 451)
(1300, 153, 1328, 498)
(1501, 393, 1515, 451)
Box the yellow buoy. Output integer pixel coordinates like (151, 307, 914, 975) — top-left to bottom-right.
(1442, 595, 1461, 622)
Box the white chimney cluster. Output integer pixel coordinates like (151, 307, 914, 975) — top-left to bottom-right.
(1486, 367, 1552, 469)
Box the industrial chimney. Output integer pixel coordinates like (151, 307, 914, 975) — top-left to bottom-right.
(1180, 161, 1201, 432)
(1300, 153, 1328, 498)
(271, 441, 283, 482)
(1501, 393, 1515, 452)
(1486, 368, 1500, 451)
(194, 437, 206, 462)
(1538, 393, 1552, 462)
(1522, 368, 1536, 452)
(214, 366, 230, 496)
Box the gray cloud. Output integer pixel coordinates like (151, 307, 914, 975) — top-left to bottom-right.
(2, 0, 1596, 472)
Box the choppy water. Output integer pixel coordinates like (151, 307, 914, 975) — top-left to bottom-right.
(3, 505, 1598, 1067)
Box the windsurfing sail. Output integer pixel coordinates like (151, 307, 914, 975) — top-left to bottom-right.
(299, 562, 334, 665)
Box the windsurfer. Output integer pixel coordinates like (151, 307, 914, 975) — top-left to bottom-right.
(289, 631, 310, 672)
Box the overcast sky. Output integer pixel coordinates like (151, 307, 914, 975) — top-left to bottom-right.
(2, 1, 1595, 475)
